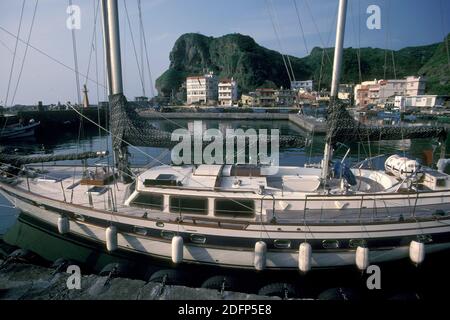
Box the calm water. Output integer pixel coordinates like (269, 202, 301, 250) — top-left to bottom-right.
(1, 118, 450, 299)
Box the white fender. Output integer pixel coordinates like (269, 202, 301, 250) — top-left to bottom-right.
(355, 246, 370, 270)
(57, 216, 70, 235)
(298, 242, 312, 273)
(254, 241, 267, 271)
(409, 241, 425, 265)
(171, 236, 184, 264)
(105, 226, 118, 252)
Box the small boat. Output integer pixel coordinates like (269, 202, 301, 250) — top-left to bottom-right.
(0, 119, 40, 141)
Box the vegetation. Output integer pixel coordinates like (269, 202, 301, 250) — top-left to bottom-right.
(155, 33, 450, 98)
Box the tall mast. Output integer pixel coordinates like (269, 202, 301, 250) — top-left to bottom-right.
(104, 0, 123, 96)
(101, 0, 131, 183)
(321, 0, 347, 182)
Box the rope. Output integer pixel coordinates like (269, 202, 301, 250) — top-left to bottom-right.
(11, 0, 39, 107)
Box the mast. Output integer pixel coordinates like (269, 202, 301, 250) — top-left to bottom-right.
(321, 0, 348, 182)
(101, 0, 131, 183)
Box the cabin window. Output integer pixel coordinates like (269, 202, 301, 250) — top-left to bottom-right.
(161, 230, 175, 240)
(322, 240, 340, 249)
(170, 196, 208, 215)
(349, 239, 367, 249)
(215, 199, 255, 217)
(133, 226, 148, 236)
(190, 234, 207, 244)
(131, 193, 164, 211)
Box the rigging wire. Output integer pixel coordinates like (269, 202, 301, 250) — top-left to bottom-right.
(3, 0, 26, 108)
(268, 0, 297, 81)
(123, 0, 146, 97)
(440, 0, 450, 72)
(265, 0, 293, 83)
(0, 25, 107, 90)
(11, 0, 39, 107)
(69, 0, 82, 106)
(83, 0, 100, 88)
(138, 0, 155, 98)
(304, 0, 334, 67)
(0, 38, 14, 55)
(292, 0, 309, 55)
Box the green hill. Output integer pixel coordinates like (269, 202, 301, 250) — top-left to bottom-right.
(155, 33, 449, 98)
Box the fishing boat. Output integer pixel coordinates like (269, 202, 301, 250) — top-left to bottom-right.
(1, 0, 450, 272)
(0, 119, 39, 141)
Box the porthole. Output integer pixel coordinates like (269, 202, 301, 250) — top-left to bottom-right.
(161, 230, 175, 240)
(349, 239, 367, 249)
(274, 239, 291, 249)
(190, 234, 207, 244)
(133, 226, 148, 236)
(156, 221, 165, 228)
(417, 234, 433, 244)
(322, 240, 340, 249)
(74, 214, 85, 222)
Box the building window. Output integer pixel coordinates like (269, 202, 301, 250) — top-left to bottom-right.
(170, 196, 208, 215)
(131, 193, 164, 210)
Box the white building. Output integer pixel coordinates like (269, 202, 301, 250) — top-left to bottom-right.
(395, 95, 447, 111)
(218, 78, 238, 106)
(291, 80, 313, 92)
(405, 76, 426, 96)
(186, 72, 218, 105)
(354, 76, 426, 107)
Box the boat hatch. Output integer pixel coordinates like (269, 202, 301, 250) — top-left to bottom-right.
(144, 174, 178, 187)
(86, 186, 109, 196)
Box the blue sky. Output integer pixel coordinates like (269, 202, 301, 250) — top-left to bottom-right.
(0, 0, 449, 105)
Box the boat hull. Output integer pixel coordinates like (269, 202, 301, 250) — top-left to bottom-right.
(2, 183, 450, 270)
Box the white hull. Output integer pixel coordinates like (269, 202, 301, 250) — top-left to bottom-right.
(3, 183, 450, 270)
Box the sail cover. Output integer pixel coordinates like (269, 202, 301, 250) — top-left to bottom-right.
(326, 102, 447, 146)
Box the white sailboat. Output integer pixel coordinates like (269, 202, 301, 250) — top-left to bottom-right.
(1, 0, 450, 272)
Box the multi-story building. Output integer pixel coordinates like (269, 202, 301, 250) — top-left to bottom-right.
(255, 88, 276, 106)
(354, 77, 426, 107)
(275, 88, 296, 107)
(291, 80, 313, 92)
(405, 76, 426, 96)
(218, 78, 238, 106)
(186, 72, 218, 105)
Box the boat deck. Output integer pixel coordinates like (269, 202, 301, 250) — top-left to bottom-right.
(9, 165, 450, 225)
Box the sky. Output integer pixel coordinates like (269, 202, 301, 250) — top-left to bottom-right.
(0, 0, 449, 106)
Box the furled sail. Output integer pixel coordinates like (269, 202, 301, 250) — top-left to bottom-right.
(0, 151, 108, 167)
(326, 102, 448, 146)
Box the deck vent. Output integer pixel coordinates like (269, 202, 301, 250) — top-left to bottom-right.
(144, 174, 178, 187)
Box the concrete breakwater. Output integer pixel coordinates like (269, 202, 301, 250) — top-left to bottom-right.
(0, 260, 277, 300)
(140, 111, 327, 134)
